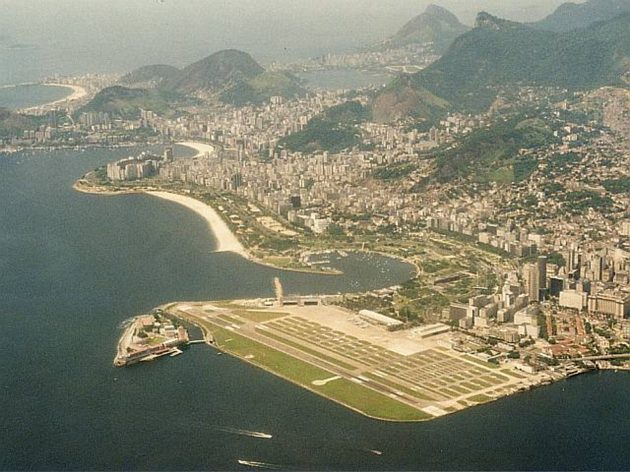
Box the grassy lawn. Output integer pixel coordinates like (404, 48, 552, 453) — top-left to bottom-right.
(440, 388, 462, 398)
(209, 324, 332, 384)
(468, 394, 493, 403)
(147, 336, 167, 346)
(362, 372, 436, 401)
(255, 328, 357, 370)
(461, 381, 483, 391)
(217, 314, 245, 325)
(203, 322, 430, 421)
(488, 373, 511, 383)
(450, 385, 472, 394)
(317, 379, 431, 421)
(501, 369, 526, 379)
(479, 376, 506, 386)
(260, 256, 294, 267)
(233, 309, 288, 323)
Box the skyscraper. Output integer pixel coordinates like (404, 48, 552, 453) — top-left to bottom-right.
(523, 257, 547, 302)
(524, 263, 540, 302)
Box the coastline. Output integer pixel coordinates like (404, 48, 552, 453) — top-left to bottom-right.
(145, 190, 341, 274)
(164, 301, 589, 423)
(177, 141, 214, 158)
(147, 190, 247, 256)
(20, 83, 88, 113)
(74, 180, 344, 273)
(73, 152, 346, 274)
(41, 83, 87, 105)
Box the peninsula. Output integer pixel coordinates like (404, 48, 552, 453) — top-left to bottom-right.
(142, 298, 594, 422)
(114, 310, 190, 366)
(74, 142, 344, 274)
(79, 127, 628, 421)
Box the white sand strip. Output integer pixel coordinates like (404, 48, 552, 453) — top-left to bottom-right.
(20, 83, 88, 112)
(43, 83, 87, 103)
(177, 141, 214, 158)
(147, 191, 246, 256)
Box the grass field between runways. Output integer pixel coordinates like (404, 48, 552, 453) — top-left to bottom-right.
(204, 322, 432, 421)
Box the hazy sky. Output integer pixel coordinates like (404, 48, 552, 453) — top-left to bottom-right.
(0, 0, 584, 82)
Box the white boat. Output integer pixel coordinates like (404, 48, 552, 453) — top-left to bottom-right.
(237, 460, 279, 469)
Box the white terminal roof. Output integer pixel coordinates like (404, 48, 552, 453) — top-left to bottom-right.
(358, 309, 403, 327)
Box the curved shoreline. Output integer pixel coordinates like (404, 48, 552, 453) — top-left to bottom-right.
(19, 83, 88, 113)
(73, 178, 418, 276)
(177, 141, 214, 158)
(147, 190, 247, 256)
(73, 179, 343, 274)
(72, 142, 416, 277)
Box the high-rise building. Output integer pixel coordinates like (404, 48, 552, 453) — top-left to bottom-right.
(592, 256, 604, 281)
(523, 258, 547, 302)
(538, 256, 547, 290)
(565, 247, 578, 272)
(524, 263, 540, 302)
(163, 147, 174, 162)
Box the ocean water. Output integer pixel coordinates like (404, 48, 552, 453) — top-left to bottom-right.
(0, 0, 572, 86)
(1, 148, 629, 470)
(0, 84, 72, 109)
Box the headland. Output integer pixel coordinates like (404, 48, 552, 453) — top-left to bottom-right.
(73, 142, 343, 274)
(114, 309, 192, 366)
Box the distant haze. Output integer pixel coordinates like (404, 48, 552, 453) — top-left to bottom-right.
(0, 0, 584, 84)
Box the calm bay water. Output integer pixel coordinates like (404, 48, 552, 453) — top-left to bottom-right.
(0, 84, 72, 109)
(1, 148, 629, 470)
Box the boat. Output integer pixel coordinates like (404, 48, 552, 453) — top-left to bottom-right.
(220, 427, 272, 439)
(237, 460, 279, 469)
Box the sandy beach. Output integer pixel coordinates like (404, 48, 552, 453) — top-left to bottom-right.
(20, 83, 88, 113)
(177, 141, 214, 158)
(43, 83, 88, 104)
(147, 191, 246, 256)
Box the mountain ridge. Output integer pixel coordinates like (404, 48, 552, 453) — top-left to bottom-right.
(373, 12, 630, 122)
(86, 49, 304, 114)
(532, 0, 630, 31)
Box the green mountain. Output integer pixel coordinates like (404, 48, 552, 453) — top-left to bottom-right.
(372, 75, 450, 123)
(387, 4, 470, 53)
(119, 64, 180, 87)
(533, 0, 630, 32)
(276, 101, 369, 153)
(431, 115, 557, 184)
(79, 86, 174, 120)
(136, 49, 305, 105)
(373, 12, 630, 121)
(219, 71, 305, 106)
(0, 108, 38, 138)
(167, 49, 264, 95)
